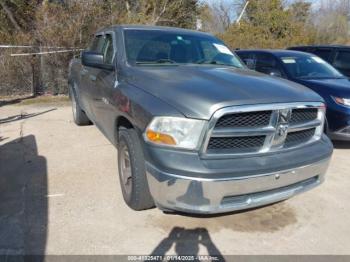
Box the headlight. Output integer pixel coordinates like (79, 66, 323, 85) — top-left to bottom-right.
(144, 117, 206, 150)
(314, 105, 326, 140)
(332, 96, 350, 107)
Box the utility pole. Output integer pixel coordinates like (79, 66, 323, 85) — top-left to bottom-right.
(236, 1, 249, 25)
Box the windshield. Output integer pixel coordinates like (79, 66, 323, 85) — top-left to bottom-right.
(280, 54, 344, 79)
(124, 29, 244, 68)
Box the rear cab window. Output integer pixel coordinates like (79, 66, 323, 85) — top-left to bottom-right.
(312, 48, 333, 63)
(334, 50, 350, 71)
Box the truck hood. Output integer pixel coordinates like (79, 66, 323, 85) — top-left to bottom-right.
(126, 65, 323, 119)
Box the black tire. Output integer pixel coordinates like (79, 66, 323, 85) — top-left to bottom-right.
(69, 85, 91, 126)
(117, 128, 155, 211)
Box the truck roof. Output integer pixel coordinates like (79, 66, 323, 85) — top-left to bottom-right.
(96, 24, 213, 37)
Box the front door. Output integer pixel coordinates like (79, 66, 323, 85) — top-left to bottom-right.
(81, 34, 106, 120)
(90, 33, 118, 140)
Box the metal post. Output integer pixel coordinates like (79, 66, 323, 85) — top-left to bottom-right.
(30, 52, 41, 97)
(31, 54, 37, 96)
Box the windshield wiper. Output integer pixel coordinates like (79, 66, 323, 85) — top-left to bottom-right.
(136, 59, 178, 65)
(194, 60, 241, 68)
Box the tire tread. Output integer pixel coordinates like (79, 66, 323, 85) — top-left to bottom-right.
(118, 128, 154, 211)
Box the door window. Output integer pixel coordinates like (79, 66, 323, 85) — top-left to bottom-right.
(103, 34, 115, 65)
(255, 53, 283, 77)
(89, 35, 105, 53)
(236, 52, 256, 69)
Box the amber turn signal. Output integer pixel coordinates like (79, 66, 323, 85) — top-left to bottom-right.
(146, 130, 176, 145)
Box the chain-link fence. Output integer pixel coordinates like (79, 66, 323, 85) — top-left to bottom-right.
(0, 47, 81, 96)
(0, 48, 33, 96)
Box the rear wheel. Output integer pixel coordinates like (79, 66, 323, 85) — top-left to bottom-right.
(118, 128, 154, 210)
(69, 85, 90, 126)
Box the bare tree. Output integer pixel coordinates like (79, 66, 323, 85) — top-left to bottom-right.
(312, 0, 350, 43)
(199, 0, 252, 33)
(0, 1, 22, 32)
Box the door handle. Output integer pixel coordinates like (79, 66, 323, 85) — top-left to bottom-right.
(89, 75, 97, 81)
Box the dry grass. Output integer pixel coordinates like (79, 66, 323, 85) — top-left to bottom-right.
(21, 95, 70, 105)
(0, 94, 70, 106)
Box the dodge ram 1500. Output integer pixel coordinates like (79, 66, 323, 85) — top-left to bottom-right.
(68, 25, 333, 214)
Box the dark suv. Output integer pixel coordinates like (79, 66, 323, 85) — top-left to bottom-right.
(236, 49, 350, 141)
(288, 45, 350, 77)
(68, 26, 332, 214)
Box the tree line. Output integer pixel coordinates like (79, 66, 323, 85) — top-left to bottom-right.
(0, 0, 349, 96)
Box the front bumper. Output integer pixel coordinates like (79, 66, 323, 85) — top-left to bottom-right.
(146, 157, 330, 214)
(144, 134, 333, 214)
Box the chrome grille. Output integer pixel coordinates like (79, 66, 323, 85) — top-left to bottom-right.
(215, 111, 272, 128)
(208, 136, 265, 151)
(202, 103, 324, 157)
(290, 108, 318, 125)
(285, 129, 316, 148)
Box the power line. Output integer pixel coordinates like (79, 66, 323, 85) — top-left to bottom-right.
(0, 45, 35, 48)
(0, 45, 81, 49)
(10, 49, 84, 57)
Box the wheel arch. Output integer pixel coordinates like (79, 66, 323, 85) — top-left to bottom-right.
(115, 116, 135, 145)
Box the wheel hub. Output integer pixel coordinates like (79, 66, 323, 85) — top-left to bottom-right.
(120, 146, 132, 197)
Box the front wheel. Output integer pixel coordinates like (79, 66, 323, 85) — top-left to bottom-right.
(118, 128, 155, 211)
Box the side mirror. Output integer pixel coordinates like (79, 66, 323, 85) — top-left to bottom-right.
(81, 51, 114, 71)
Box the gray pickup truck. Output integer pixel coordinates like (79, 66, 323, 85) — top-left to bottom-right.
(69, 25, 333, 214)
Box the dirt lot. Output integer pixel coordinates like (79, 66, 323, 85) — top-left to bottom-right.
(1, 100, 350, 256)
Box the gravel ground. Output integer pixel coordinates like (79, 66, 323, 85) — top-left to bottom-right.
(0, 102, 350, 257)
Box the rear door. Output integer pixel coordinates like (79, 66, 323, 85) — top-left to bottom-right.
(333, 49, 350, 77)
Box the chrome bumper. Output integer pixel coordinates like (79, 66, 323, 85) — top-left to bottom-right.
(146, 157, 331, 214)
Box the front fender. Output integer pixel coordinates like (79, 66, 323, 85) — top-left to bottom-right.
(115, 82, 184, 131)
